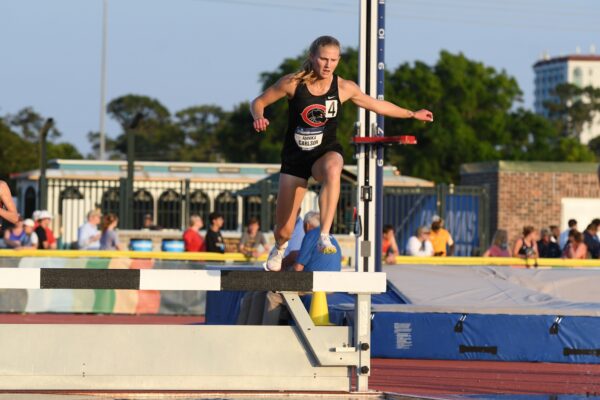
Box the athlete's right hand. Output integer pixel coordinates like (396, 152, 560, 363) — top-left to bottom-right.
(253, 117, 270, 132)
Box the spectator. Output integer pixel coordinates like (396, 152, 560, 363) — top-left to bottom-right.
(77, 210, 102, 250)
(100, 214, 124, 251)
(183, 214, 205, 252)
(482, 229, 510, 257)
(537, 228, 561, 258)
(293, 211, 342, 272)
(382, 224, 399, 264)
(559, 219, 577, 250)
(265, 211, 341, 325)
(583, 222, 600, 259)
(549, 225, 560, 244)
(406, 226, 434, 256)
(41, 211, 57, 249)
(20, 219, 38, 249)
(35, 211, 53, 250)
(563, 230, 587, 259)
(593, 218, 600, 242)
(429, 215, 455, 256)
(513, 225, 539, 260)
(239, 217, 269, 258)
(4, 219, 25, 249)
(143, 214, 161, 230)
(0, 180, 19, 225)
(205, 212, 225, 253)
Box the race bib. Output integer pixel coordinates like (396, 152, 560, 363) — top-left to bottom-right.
(294, 126, 324, 151)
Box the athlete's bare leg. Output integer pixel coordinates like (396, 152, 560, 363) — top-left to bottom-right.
(274, 173, 308, 245)
(311, 151, 344, 237)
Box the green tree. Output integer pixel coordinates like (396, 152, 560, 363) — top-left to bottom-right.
(107, 95, 184, 161)
(544, 83, 600, 138)
(175, 105, 225, 162)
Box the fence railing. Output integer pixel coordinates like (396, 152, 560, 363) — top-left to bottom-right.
(37, 178, 488, 254)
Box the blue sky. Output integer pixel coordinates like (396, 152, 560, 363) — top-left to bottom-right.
(2, 0, 600, 156)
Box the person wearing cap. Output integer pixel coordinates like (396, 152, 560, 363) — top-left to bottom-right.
(19, 219, 38, 249)
(78, 210, 102, 250)
(429, 215, 454, 256)
(537, 228, 560, 258)
(35, 211, 53, 249)
(406, 226, 434, 256)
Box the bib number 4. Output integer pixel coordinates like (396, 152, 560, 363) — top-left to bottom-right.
(325, 100, 338, 118)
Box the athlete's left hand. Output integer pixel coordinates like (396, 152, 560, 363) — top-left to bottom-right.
(414, 109, 433, 122)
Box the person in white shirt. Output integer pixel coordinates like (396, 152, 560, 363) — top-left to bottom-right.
(77, 210, 102, 250)
(406, 225, 434, 256)
(559, 219, 577, 251)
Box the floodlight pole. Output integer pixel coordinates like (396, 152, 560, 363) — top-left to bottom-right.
(38, 118, 54, 210)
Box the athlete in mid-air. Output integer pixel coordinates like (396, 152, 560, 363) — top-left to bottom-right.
(251, 35, 433, 271)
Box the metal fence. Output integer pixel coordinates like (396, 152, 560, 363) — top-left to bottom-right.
(40, 178, 488, 254)
(383, 184, 489, 256)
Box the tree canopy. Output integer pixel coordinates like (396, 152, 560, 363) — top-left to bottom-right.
(5, 48, 597, 184)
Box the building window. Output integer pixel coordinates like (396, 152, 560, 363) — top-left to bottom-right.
(101, 188, 120, 216)
(189, 190, 210, 226)
(133, 189, 154, 229)
(215, 191, 238, 231)
(157, 189, 182, 230)
(573, 67, 583, 87)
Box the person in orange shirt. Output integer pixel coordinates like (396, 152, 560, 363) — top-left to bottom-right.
(382, 225, 399, 264)
(430, 215, 454, 256)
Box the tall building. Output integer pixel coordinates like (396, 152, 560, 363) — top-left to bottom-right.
(533, 52, 600, 144)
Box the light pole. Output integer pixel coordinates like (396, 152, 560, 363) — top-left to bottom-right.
(99, 0, 108, 160)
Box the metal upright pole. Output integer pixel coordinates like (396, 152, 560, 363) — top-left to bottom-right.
(38, 118, 54, 210)
(375, 0, 385, 273)
(126, 113, 142, 229)
(99, 0, 108, 160)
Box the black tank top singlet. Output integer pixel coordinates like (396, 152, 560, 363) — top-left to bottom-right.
(282, 75, 341, 160)
(518, 238, 534, 256)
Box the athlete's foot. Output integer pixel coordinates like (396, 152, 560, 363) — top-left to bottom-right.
(264, 241, 288, 271)
(317, 233, 337, 254)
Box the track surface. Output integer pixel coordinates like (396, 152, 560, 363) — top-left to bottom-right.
(2, 314, 599, 397)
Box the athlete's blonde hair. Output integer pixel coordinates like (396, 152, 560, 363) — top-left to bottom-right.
(293, 36, 341, 85)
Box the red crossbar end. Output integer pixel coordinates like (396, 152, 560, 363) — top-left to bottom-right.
(399, 135, 417, 145)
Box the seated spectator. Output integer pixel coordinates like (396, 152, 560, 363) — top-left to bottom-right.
(4, 219, 25, 249)
(183, 214, 205, 252)
(583, 222, 600, 259)
(35, 211, 53, 250)
(513, 225, 539, 260)
(39, 211, 57, 249)
(537, 228, 561, 258)
(563, 230, 587, 259)
(593, 219, 600, 241)
(143, 214, 161, 230)
(549, 225, 560, 244)
(239, 217, 269, 258)
(559, 219, 577, 250)
(293, 211, 342, 272)
(429, 215, 454, 256)
(205, 212, 225, 253)
(483, 229, 510, 257)
(77, 209, 102, 250)
(382, 224, 399, 264)
(0, 180, 19, 224)
(19, 219, 38, 249)
(406, 226, 434, 256)
(100, 214, 124, 251)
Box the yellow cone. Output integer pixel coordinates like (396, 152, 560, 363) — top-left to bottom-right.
(309, 291, 333, 326)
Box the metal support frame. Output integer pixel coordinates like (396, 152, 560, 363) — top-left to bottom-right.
(0, 269, 385, 392)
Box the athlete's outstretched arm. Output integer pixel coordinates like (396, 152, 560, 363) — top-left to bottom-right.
(342, 80, 433, 122)
(251, 74, 296, 132)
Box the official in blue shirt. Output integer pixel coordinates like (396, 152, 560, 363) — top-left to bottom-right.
(294, 211, 341, 272)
